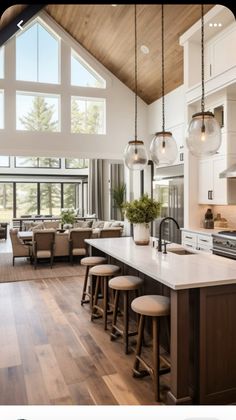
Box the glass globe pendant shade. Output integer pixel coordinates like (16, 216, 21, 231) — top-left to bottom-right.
(150, 131, 178, 166)
(124, 140, 148, 170)
(186, 112, 221, 158)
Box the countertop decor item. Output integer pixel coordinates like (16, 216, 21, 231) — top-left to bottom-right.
(186, 4, 221, 157)
(122, 194, 160, 245)
(214, 213, 228, 228)
(123, 4, 148, 171)
(150, 4, 178, 166)
(204, 208, 214, 229)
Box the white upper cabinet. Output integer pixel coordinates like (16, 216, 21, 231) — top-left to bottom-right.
(180, 6, 236, 103)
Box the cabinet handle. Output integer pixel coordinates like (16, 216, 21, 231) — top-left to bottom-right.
(186, 243, 193, 248)
(180, 152, 184, 162)
(185, 235, 193, 240)
(210, 63, 212, 77)
(208, 190, 213, 200)
(199, 238, 208, 243)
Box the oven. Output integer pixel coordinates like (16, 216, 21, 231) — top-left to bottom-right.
(212, 233, 236, 260)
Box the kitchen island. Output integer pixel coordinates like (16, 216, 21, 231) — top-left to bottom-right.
(86, 236, 236, 405)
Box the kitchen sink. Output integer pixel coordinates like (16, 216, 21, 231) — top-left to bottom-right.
(168, 249, 195, 255)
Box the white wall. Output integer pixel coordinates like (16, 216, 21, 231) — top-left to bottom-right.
(148, 85, 185, 135)
(0, 11, 148, 160)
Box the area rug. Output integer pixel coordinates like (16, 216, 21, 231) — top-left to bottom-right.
(0, 252, 85, 283)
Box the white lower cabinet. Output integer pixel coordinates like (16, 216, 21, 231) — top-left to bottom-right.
(182, 230, 212, 253)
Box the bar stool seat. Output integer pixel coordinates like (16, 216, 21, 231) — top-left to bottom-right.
(131, 295, 170, 402)
(109, 275, 143, 291)
(131, 295, 170, 317)
(90, 264, 120, 329)
(80, 256, 107, 306)
(109, 275, 144, 354)
(81, 256, 107, 267)
(89, 264, 120, 277)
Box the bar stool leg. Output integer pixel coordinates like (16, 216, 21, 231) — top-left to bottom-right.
(91, 276, 100, 321)
(152, 316, 160, 402)
(81, 265, 89, 305)
(104, 277, 108, 330)
(133, 314, 145, 376)
(123, 290, 129, 354)
(111, 290, 119, 340)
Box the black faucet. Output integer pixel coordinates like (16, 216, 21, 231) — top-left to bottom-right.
(158, 217, 180, 252)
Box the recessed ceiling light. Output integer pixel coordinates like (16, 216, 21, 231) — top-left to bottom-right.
(140, 45, 149, 54)
(209, 22, 223, 28)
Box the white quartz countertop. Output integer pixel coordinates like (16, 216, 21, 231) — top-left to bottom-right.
(181, 227, 233, 236)
(86, 237, 236, 291)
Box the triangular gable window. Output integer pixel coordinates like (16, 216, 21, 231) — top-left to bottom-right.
(71, 50, 106, 88)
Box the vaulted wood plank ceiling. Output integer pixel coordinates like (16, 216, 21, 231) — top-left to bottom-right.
(1, 4, 214, 104)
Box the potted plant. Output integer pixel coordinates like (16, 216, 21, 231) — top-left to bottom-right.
(61, 208, 76, 229)
(111, 183, 126, 221)
(122, 194, 160, 245)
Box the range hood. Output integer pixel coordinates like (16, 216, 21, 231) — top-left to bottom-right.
(219, 163, 236, 178)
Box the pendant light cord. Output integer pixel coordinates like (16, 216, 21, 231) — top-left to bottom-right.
(161, 4, 165, 132)
(134, 4, 138, 142)
(201, 4, 205, 114)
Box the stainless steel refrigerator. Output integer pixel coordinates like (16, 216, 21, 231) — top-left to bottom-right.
(153, 165, 184, 244)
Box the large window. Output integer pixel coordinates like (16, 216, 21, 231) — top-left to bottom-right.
(16, 183, 38, 217)
(16, 92, 60, 131)
(65, 158, 89, 169)
(16, 21, 59, 84)
(0, 47, 4, 79)
(40, 183, 61, 215)
(63, 183, 76, 208)
(0, 156, 10, 167)
(0, 91, 3, 129)
(71, 50, 105, 88)
(15, 156, 60, 168)
(0, 183, 13, 222)
(71, 97, 105, 134)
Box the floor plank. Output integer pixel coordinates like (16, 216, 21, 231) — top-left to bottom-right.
(0, 276, 169, 404)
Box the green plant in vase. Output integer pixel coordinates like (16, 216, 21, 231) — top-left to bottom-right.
(61, 208, 76, 229)
(122, 194, 160, 245)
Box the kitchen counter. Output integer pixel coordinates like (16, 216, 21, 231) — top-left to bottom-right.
(181, 226, 233, 236)
(86, 237, 236, 290)
(87, 236, 236, 405)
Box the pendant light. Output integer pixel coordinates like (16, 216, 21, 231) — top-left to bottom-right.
(186, 5, 221, 157)
(124, 4, 148, 171)
(150, 4, 178, 166)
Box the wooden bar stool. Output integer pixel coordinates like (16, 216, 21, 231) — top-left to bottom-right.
(131, 295, 170, 402)
(109, 275, 143, 354)
(80, 256, 107, 307)
(89, 264, 120, 330)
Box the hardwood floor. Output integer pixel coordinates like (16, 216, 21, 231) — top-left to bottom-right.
(0, 275, 170, 405)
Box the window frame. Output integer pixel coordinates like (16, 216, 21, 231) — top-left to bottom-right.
(71, 48, 106, 89)
(0, 46, 4, 79)
(0, 156, 10, 168)
(15, 17, 61, 85)
(14, 156, 61, 169)
(71, 95, 106, 135)
(0, 90, 4, 130)
(16, 91, 61, 132)
(65, 158, 89, 169)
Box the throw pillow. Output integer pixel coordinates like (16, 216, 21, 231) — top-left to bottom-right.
(104, 221, 113, 229)
(92, 220, 105, 229)
(111, 221, 122, 227)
